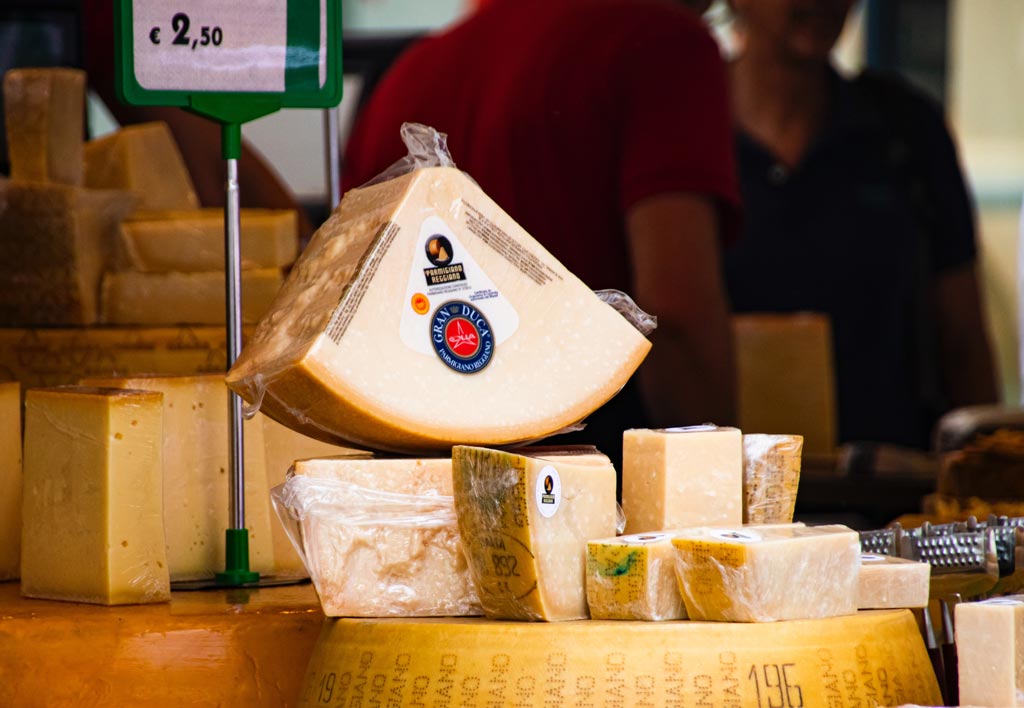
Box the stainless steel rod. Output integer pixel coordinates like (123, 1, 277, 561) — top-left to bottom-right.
(225, 156, 245, 531)
(324, 106, 341, 210)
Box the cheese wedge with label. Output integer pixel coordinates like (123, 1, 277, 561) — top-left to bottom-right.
(0, 382, 21, 581)
(622, 426, 742, 534)
(21, 386, 170, 605)
(672, 524, 860, 622)
(586, 532, 685, 620)
(278, 456, 481, 617)
(956, 595, 1024, 707)
(858, 554, 930, 609)
(3, 68, 85, 186)
(225, 166, 651, 452)
(120, 208, 299, 272)
(743, 433, 803, 524)
(80, 374, 275, 581)
(452, 445, 617, 621)
(100, 268, 282, 325)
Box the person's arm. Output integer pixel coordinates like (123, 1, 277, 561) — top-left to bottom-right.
(627, 193, 737, 427)
(932, 263, 998, 407)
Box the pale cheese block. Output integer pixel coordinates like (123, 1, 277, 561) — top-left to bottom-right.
(120, 208, 299, 272)
(671, 523, 860, 622)
(858, 554, 930, 609)
(80, 374, 275, 581)
(0, 382, 21, 581)
(622, 426, 742, 534)
(452, 445, 617, 621)
(21, 386, 170, 604)
(225, 166, 651, 453)
(278, 456, 481, 617)
(3, 67, 85, 186)
(956, 596, 1024, 707)
(0, 181, 136, 325)
(100, 268, 282, 325)
(84, 122, 199, 210)
(742, 433, 803, 524)
(586, 532, 685, 620)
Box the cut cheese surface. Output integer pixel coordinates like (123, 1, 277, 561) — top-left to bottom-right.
(83, 122, 199, 210)
(3, 68, 85, 186)
(622, 426, 742, 534)
(586, 532, 685, 620)
(452, 445, 617, 621)
(278, 457, 481, 617)
(955, 595, 1024, 707)
(21, 386, 169, 605)
(0, 382, 21, 581)
(857, 554, 930, 609)
(80, 374, 274, 582)
(100, 268, 282, 325)
(226, 166, 651, 453)
(672, 523, 860, 622)
(742, 433, 803, 524)
(120, 208, 299, 272)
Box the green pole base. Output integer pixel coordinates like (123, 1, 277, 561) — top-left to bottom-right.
(215, 528, 260, 586)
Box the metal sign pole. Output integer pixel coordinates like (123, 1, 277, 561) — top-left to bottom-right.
(324, 106, 341, 210)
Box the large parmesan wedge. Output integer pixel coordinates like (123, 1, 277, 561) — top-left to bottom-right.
(225, 167, 651, 453)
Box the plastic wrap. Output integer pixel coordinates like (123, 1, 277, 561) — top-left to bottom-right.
(451, 445, 617, 621)
(955, 596, 1024, 707)
(671, 524, 860, 622)
(586, 532, 686, 621)
(742, 433, 803, 524)
(4, 67, 85, 186)
(857, 553, 930, 609)
(272, 459, 482, 618)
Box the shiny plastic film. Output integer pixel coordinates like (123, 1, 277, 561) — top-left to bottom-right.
(452, 445, 617, 621)
(225, 123, 651, 453)
(671, 523, 860, 622)
(595, 289, 657, 336)
(857, 554, 930, 609)
(272, 457, 481, 617)
(742, 433, 803, 524)
(586, 532, 686, 620)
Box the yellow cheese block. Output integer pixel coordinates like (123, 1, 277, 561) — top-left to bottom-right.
(622, 426, 743, 534)
(80, 374, 275, 581)
(956, 596, 1024, 707)
(742, 433, 803, 524)
(3, 67, 85, 186)
(100, 268, 282, 325)
(279, 456, 481, 617)
(672, 524, 860, 622)
(0, 582, 324, 707)
(226, 166, 651, 453)
(0, 382, 21, 581)
(84, 122, 199, 210)
(120, 208, 299, 272)
(21, 386, 170, 605)
(452, 445, 617, 621)
(0, 181, 136, 325)
(858, 554, 931, 609)
(299, 610, 942, 707)
(586, 532, 685, 620)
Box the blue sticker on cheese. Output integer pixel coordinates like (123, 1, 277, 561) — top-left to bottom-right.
(431, 301, 494, 373)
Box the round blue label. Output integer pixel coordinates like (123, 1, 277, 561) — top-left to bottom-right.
(430, 301, 494, 374)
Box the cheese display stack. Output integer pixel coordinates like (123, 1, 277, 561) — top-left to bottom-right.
(0, 382, 21, 581)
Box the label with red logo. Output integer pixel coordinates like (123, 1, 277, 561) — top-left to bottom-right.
(430, 301, 494, 373)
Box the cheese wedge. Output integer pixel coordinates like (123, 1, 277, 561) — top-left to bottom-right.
(452, 445, 617, 621)
(278, 456, 481, 617)
(586, 532, 685, 620)
(956, 596, 1024, 707)
(84, 122, 199, 210)
(21, 386, 170, 604)
(3, 68, 85, 186)
(622, 426, 743, 534)
(858, 554, 930, 609)
(225, 166, 651, 452)
(671, 524, 860, 622)
(0, 382, 21, 581)
(742, 433, 803, 524)
(100, 268, 282, 325)
(120, 208, 299, 272)
(80, 374, 275, 581)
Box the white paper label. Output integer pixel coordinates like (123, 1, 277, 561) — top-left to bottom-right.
(535, 465, 561, 519)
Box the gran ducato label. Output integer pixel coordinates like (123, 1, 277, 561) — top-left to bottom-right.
(430, 301, 494, 373)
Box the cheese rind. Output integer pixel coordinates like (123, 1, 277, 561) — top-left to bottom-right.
(3, 68, 85, 186)
(226, 167, 651, 453)
(742, 433, 803, 524)
(277, 457, 481, 617)
(0, 382, 21, 581)
(955, 595, 1024, 707)
(586, 532, 685, 620)
(672, 523, 860, 622)
(857, 554, 930, 609)
(21, 386, 170, 605)
(622, 426, 742, 534)
(452, 445, 617, 621)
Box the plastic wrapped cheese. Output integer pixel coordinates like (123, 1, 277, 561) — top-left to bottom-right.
(955, 595, 1024, 707)
(586, 532, 685, 620)
(742, 433, 803, 524)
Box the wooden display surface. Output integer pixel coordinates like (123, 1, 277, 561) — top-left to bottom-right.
(0, 581, 324, 707)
